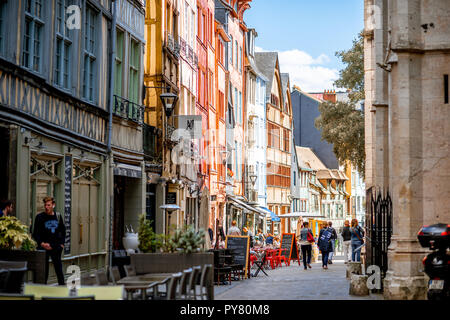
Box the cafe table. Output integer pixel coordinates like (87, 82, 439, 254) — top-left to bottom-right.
(117, 274, 171, 300)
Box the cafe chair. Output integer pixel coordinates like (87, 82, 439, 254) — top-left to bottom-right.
(275, 249, 289, 267)
(252, 251, 269, 277)
(78, 285, 125, 300)
(41, 295, 95, 300)
(167, 273, 182, 300)
(124, 265, 136, 277)
(95, 269, 110, 286)
(109, 266, 122, 285)
(0, 293, 35, 300)
(265, 250, 277, 270)
(197, 264, 213, 300)
(24, 284, 69, 300)
(147, 276, 171, 300)
(0, 261, 28, 294)
(186, 266, 201, 300)
(176, 268, 192, 300)
(80, 272, 97, 286)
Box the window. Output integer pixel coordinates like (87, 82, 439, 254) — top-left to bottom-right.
(268, 123, 280, 149)
(54, 0, 72, 89)
(283, 129, 290, 152)
(234, 88, 239, 123)
(83, 5, 97, 102)
(239, 91, 242, 123)
(234, 141, 238, 179)
(23, 0, 45, 72)
(209, 12, 213, 44)
(218, 91, 225, 118)
(239, 46, 242, 72)
(267, 164, 290, 187)
(229, 36, 233, 65)
(115, 29, 124, 97)
(0, 2, 7, 55)
(218, 39, 224, 65)
(270, 94, 280, 107)
(234, 40, 238, 67)
(202, 13, 206, 43)
(129, 39, 140, 104)
(190, 9, 195, 47)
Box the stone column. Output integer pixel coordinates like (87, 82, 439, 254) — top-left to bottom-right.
(384, 0, 427, 300)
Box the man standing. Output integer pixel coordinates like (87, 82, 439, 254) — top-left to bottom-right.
(227, 220, 241, 236)
(0, 200, 13, 217)
(341, 220, 352, 263)
(327, 221, 337, 264)
(32, 196, 66, 285)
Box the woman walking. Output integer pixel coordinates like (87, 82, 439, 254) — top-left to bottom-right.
(350, 219, 365, 262)
(299, 222, 314, 270)
(318, 222, 332, 269)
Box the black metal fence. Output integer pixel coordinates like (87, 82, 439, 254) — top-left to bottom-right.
(365, 188, 393, 281)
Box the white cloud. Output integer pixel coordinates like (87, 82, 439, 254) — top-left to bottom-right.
(255, 47, 339, 92)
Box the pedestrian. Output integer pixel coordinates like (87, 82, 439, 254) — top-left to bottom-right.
(341, 220, 352, 263)
(318, 222, 333, 269)
(0, 200, 13, 217)
(273, 236, 280, 247)
(299, 222, 314, 270)
(350, 219, 365, 262)
(257, 228, 265, 243)
(327, 221, 337, 264)
(227, 220, 241, 236)
(265, 233, 274, 245)
(32, 196, 66, 285)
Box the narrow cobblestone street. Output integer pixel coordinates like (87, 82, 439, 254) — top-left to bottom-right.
(214, 256, 384, 300)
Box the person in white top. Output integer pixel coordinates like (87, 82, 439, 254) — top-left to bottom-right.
(227, 220, 241, 236)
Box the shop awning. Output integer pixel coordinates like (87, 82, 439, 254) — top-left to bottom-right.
(257, 206, 281, 222)
(114, 163, 142, 178)
(279, 212, 325, 218)
(159, 204, 181, 211)
(227, 196, 265, 218)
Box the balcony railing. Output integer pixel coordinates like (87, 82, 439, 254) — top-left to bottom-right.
(165, 32, 180, 58)
(178, 36, 198, 68)
(113, 95, 144, 124)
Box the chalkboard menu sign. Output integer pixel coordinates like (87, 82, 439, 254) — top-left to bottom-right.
(226, 235, 250, 278)
(63, 155, 72, 255)
(280, 233, 300, 264)
(166, 192, 177, 204)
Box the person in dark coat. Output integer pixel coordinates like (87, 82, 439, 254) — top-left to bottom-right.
(32, 196, 66, 285)
(318, 223, 333, 269)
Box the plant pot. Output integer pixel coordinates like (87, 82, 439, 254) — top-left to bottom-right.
(0, 249, 46, 283)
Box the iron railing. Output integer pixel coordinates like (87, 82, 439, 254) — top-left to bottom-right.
(366, 187, 393, 282)
(113, 95, 144, 124)
(165, 32, 180, 57)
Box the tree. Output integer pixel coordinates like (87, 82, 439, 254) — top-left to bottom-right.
(315, 32, 365, 175)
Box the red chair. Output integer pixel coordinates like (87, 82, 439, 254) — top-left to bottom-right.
(275, 249, 289, 267)
(264, 249, 277, 270)
(250, 254, 258, 267)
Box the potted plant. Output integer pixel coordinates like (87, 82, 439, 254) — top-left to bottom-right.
(0, 216, 46, 283)
(131, 214, 213, 281)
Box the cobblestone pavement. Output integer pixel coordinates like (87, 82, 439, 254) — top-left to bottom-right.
(214, 256, 384, 300)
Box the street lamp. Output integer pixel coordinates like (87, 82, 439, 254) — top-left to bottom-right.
(160, 204, 181, 235)
(160, 92, 178, 117)
(249, 173, 258, 186)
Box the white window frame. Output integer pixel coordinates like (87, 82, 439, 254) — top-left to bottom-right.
(22, 0, 45, 73)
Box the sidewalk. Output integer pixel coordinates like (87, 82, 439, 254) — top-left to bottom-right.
(214, 256, 384, 300)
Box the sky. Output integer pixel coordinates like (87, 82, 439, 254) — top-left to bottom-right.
(244, 0, 364, 92)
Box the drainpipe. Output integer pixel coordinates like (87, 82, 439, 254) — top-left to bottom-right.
(107, 0, 117, 271)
